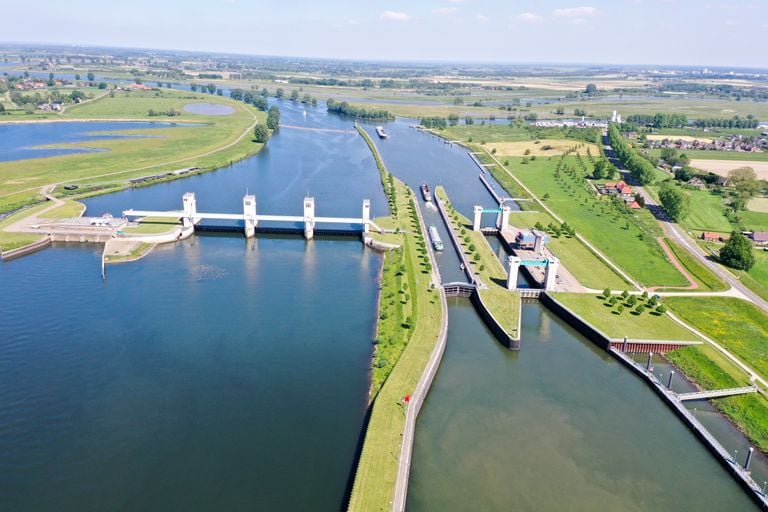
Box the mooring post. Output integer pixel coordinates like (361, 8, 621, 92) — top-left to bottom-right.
(622, 336, 628, 352)
(646, 352, 653, 372)
(745, 447, 754, 472)
(667, 370, 674, 389)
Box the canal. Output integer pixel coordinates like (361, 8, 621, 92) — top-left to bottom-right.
(0, 99, 763, 510)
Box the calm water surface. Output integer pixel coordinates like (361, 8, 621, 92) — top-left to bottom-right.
(407, 302, 759, 511)
(0, 121, 187, 162)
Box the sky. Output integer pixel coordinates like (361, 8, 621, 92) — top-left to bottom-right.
(2, 0, 767, 68)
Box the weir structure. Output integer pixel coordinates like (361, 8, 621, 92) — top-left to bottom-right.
(124, 193, 380, 240)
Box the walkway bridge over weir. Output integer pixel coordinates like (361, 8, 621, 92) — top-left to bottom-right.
(123, 192, 382, 240)
(678, 386, 758, 402)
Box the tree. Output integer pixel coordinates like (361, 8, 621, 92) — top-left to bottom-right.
(719, 232, 755, 270)
(448, 113, 459, 126)
(190, 83, 198, 92)
(253, 123, 270, 143)
(290, 89, 300, 101)
(585, 83, 598, 95)
(658, 182, 690, 221)
(267, 106, 280, 130)
(275, 88, 284, 99)
(87, 72, 95, 82)
(0, 103, 5, 114)
(729, 166, 762, 205)
(98, 82, 108, 90)
(75, 74, 81, 80)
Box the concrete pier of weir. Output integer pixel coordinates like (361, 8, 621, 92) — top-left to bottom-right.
(123, 192, 382, 240)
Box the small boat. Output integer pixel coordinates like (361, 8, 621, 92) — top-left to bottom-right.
(428, 226, 444, 251)
(375, 126, 389, 139)
(420, 183, 432, 202)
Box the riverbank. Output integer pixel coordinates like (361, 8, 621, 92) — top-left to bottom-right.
(0, 89, 266, 214)
(348, 128, 445, 511)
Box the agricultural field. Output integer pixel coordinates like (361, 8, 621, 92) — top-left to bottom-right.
(691, 159, 768, 179)
(487, 139, 600, 157)
(532, 97, 768, 120)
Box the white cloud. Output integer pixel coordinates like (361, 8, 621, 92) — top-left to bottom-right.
(380, 10, 412, 22)
(476, 14, 489, 23)
(433, 7, 458, 15)
(553, 6, 598, 17)
(517, 12, 544, 23)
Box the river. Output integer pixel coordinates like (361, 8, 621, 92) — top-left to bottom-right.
(0, 99, 763, 510)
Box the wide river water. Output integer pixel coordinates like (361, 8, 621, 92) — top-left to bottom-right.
(0, 99, 763, 510)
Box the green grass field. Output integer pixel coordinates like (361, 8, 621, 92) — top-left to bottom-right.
(0, 202, 50, 251)
(490, 155, 686, 286)
(677, 188, 733, 232)
(665, 297, 768, 381)
(124, 216, 180, 234)
(37, 200, 85, 219)
(0, 89, 265, 213)
(552, 292, 698, 341)
(662, 239, 726, 292)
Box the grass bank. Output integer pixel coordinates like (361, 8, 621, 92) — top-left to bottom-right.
(665, 297, 768, 382)
(667, 345, 768, 452)
(552, 292, 697, 341)
(435, 186, 520, 337)
(0, 89, 266, 213)
(349, 128, 443, 511)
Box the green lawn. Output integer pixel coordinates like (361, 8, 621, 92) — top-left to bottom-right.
(678, 187, 733, 232)
(736, 210, 768, 232)
(665, 297, 768, 381)
(552, 292, 698, 341)
(0, 202, 51, 251)
(124, 216, 180, 234)
(667, 344, 768, 452)
(0, 89, 265, 213)
(37, 200, 85, 219)
(662, 239, 726, 292)
(490, 154, 686, 286)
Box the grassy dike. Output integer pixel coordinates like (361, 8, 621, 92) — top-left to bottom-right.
(435, 186, 521, 338)
(348, 127, 444, 511)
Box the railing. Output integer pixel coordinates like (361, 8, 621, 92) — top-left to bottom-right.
(443, 282, 476, 298)
(518, 289, 542, 299)
(678, 386, 758, 402)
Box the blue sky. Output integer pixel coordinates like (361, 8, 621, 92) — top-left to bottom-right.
(3, 0, 766, 67)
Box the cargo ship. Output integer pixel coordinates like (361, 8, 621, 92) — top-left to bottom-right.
(375, 126, 389, 139)
(428, 226, 444, 251)
(420, 182, 432, 202)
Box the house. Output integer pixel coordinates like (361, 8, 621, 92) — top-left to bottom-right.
(627, 201, 642, 210)
(751, 232, 768, 245)
(715, 176, 729, 187)
(701, 232, 720, 242)
(686, 177, 707, 189)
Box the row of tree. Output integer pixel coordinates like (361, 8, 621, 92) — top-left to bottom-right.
(692, 115, 759, 129)
(608, 125, 656, 184)
(326, 98, 392, 120)
(625, 113, 689, 128)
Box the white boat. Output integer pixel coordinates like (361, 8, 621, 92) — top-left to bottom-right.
(428, 226, 444, 251)
(375, 126, 389, 139)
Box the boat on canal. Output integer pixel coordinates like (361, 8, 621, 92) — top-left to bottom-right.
(428, 225, 444, 251)
(420, 182, 432, 202)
